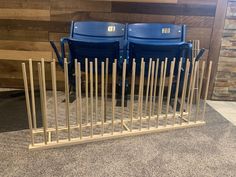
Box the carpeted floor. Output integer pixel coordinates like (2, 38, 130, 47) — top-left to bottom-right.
(0, 102, 236, 177)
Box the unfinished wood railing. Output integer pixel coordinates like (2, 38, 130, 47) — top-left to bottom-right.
(22, 58, 212, 150)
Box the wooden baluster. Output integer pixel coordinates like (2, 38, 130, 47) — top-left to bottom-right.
(112, 62, 117, 134)
(121, 59, 127, 133)
(195, 61, 205, 122)
(157, 61, 164, 127)
(90, 62, 94, 137)
(148, 61, 155, 129)
(165, 59, 175, 126)
(22, 63, 34, 146)
(64, 59, 71, 141)
(85, 58, 89, 125)
(77, 63, 83, 139)
(101, 62, 105, 135)
(180, 60, 190, 125)
(152, 59, 159, 115)
(145, 58, 152, 116)
(203, 61, 212, 121)
(29, 59, 37, 129)
(173, 58, 182, 125)
(51, 59, 59, 142)
(139, 60, 145, 130)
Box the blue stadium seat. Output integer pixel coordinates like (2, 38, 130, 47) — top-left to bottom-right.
(126, 23, 193, 97)
(127, 23, 191, 73)
(50, 21, 126, 85)
(51, 21, 126, 68)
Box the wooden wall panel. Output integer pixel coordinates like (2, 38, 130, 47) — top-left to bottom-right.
(0, 0, 226, 100)
(112, 2, 216, 16)
(0, 0, 50, 9)
(0, 9, 50, 21)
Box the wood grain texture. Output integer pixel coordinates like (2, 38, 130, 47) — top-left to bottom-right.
(0, 0, 225, 98)
(208, 0, 229, 99)
(112, 2, 216, 16)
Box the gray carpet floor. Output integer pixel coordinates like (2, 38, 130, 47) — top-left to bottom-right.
(0, 104, 236, 177)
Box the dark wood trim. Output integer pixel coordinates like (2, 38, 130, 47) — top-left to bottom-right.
(207, 0, 228, 99)
(112, 2, 216, 16)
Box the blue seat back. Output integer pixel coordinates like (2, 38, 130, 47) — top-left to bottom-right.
(67, 38, 119, 72)
(129, 42, 192, 76)
(70, 21, 126, 60)
(127, 23, 191, 76)
(127, 23, 186, 44)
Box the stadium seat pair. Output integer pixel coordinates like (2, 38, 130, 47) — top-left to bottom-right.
(50, 21, 205, 97)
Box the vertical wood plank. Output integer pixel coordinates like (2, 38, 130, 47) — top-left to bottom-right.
(145, 58, 152, 116)
(121, 59, 126, 133)
(196, 61, 205, 122)
(139, 60, 145, 131)
(148, 61, 155, 129)
(157, 61, 164, 127)
(203, 61, 212, 121)
(101, 62, 105, 136)
(75, 59, 79, 125)
(188, 61, 198, 122)
(22, 63, 34, 146)
(78, 62, 83, 139)
(29, 59, 37, 129)
(64, 59, 71, 141)
(130, 59, 136, 132)
(105, 58, 109, 122)
(51, 59, 59, 142)
(37, 63, 47, 145)
(173, 58, 182, 124)
(165, 59, 175, 126)
(180, 60, 190, 124)
(90, 62, 94, 138)
(41, 58, 48, 143)
(112, 62, 117, 134)
(85, 58, 89, 125)
(160, 58, 167, 121)
(152, 59, 159, 115)
(95, 58, 98, 123)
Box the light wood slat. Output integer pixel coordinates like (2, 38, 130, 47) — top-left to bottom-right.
(203, 61, 212, 121)
(0, 9, 50, 21)
(121, 59, 127, 133)
(29, 59, 37, 129)
(112, 62, 117, 134)
(22, 63, 34, 146)
(188, 61, 199, 122)
(0, 50, 52, 61)
(173, 58, 182, 124)
(180, 60, 190, 124)
(152, 59, 159, 115)
(145, 59, 152, 116)
(165, 59, 175, 126)
(101, 62, 105, 135)
(130, 60, 136, 131)
(105, 58, 109, 121)
(139, 60, 145, 130)
(85, 58, 89, 125)
(41, 58, 48, 143)
(51, 59, 59, 142)
(195, 61, 205, 122)
(78, 63, 83, 139)
(148, 61, 155, 129)
(157, 61, 164, 127)
(95, 58, 98, 123)
(64, 59, 71, 141)
(90, 62, 94, 138)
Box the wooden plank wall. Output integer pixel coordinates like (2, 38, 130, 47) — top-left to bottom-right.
(0, 0, 221, 96)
